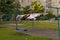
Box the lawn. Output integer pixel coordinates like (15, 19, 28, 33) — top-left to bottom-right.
(17, 21, 58, 30)
(0, 27, 52, 40)
(0, 20, 57, 40)
(0, 21, 58, 30)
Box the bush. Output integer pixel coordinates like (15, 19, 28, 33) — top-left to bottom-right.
(45, 12, 55, 19)
(2, 14, 12, 21)
(22, 6, 31, 14)
(55, 15, 60, 20)
(36, 14, 48, 20)
(36, 12, 55, 20)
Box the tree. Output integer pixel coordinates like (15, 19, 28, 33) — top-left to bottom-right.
(0, 0, 17, 14)
(31, 1, 44, 13)
(22, 6, 31, 14)
(0, 0, 21, 21)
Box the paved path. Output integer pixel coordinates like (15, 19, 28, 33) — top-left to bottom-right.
(16, 28, 59, 40)
(27, 28, 59, 40)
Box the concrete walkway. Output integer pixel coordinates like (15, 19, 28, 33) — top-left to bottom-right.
(27, 28, 59, 40)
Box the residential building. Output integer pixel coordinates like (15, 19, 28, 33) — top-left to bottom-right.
(50, 0, 60, 15)
(18, 0, 60, 15)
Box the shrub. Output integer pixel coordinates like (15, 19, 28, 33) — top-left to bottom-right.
(36, 14, 48, 20)
(2, 14, 12, 21)
(55, 15, 60, 20)
(36, 12, 55, 20)
(45, 12, 55, 19)
(22, 6, 31, 14)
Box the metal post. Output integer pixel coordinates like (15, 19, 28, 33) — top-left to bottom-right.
(32, 19, 34, 28)
(16, 17, 18, 30)
(16, 0, 19, 30)
(57, 8, 60, 37)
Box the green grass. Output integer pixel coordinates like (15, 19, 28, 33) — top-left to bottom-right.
(0, 21, 57, 40)
(0, 27, 52, 40)
(0, 21, 58, 30)
(18, 21, 58, 30)
(0, 21, 14, 24)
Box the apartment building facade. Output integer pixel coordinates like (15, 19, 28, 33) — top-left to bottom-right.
(18, 0, 60, 15)
(19, 0, 47, 7)
(50, 0, 60, 15)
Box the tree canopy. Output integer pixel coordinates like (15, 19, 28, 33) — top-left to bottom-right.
(0, 0, 21, 21)
(0, 0, 18, 14)
(31, 1, 45, 13)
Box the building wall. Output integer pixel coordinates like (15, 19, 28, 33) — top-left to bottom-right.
(19, 0, 46, 7)
(18, 0, 60, 15)
(51, 0, 59, 7)
(19, 0, 60, 8)
(51, 0, 60, 15)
